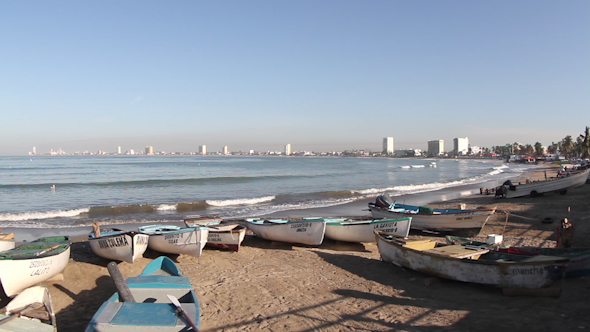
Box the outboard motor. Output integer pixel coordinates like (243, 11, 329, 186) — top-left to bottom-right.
(375, 194, 395, 208)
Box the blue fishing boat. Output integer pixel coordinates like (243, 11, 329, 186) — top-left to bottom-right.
(85, 256, 200, 331)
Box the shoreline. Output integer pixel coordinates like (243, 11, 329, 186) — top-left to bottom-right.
(3, 160, 590, 331)
(3, 162, 558, 243)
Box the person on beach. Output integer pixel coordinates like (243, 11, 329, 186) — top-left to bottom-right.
(557, 218, 573, 248)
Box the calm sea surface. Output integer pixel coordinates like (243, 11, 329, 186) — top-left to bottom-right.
(0, 155, 534, 228)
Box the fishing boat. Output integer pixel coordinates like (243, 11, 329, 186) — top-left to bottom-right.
(0, 236, 70, 297)
(245, 218, 326, 245)
(139, 225, 209, 257)
(183, 215, 222, 227)
(447, 236, 590, 278)
(368, 194, 496, 237)
(375, 231, 569, 289)
(0, 231, 16, 252)
(0, 286, 57, 331)
(494, 168, 589, 198)
(204, 224, 247, 252)
(324, 216, 412, 242)
(85, 256, 200, 332)
(88, 226, 149, 263)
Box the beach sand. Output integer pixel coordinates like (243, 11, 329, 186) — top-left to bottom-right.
(3, 162, 590, 331)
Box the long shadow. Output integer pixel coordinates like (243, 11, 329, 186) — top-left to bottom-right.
(69, 241, 114, 267)
(54, 275, 117, 332)
(311, 250, 584, 331)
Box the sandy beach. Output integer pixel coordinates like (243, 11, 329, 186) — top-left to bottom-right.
(3, 162, 590, 331)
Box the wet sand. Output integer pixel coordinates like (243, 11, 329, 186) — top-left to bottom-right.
(3, 162, 590, 331)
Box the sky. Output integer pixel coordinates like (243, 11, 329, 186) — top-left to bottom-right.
(1, 1, 589, 155)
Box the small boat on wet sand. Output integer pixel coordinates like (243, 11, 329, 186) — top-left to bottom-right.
(324, 216, 412, 242)
(183, 215, 222, 227)
(368, 194, 496, 237)
(375, 231, 569, 289)
(204, 224, 247, 252)
(139, 225, 209, 257)
(245, 218, 327, 245)
(88, 225, 149, 263)
(494, 168, 589, 198)
(0, 231, 16, 252)
(447, 236, 590, 278)
(0, 236, 71, 297)
(0, 286, 57, 331)
(85, 256, 200, 332)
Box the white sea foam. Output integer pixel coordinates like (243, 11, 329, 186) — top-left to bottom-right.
(0, 208, 90, 222)
(156, 204, 178, 211)
(206, 196, 275, 207)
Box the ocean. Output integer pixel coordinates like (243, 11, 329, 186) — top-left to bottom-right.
(0, 155, 535, 228)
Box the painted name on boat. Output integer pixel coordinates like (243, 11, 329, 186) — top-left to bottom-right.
(504, 267, 544, 275)
(208, 233, 221, 242)
(98, 236, 129, 249)
(135, 236, 148, 245)
(29, 258, 52, 276)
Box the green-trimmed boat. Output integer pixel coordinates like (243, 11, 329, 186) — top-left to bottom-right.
(0, 236, 70, 297)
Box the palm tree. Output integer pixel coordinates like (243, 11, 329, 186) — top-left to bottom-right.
(561, 135, 575, 160)
(534, 142, 544, 156)
(579, 126, 590, 159)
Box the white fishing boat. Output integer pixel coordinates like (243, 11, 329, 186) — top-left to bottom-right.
(494, 168, 589, 198)
(324, 216, 412, 242)
(205, 224, 247, 252)
(138, 225, 209, 257)
(245, 218, 326, 245)
(0, 231, 16, 252)
(88, 226, 149, 263)
(375, 231, 569, 289)
(0, 236, 71, 297)
(0, 286, 56, 331)
(183, 215, 223, 227)
(368, 194, 496, 237)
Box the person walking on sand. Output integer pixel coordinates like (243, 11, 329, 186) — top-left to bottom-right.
(557, 218, 573, 248)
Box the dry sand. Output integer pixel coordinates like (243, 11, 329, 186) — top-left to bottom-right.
(4, 162, 590, 331)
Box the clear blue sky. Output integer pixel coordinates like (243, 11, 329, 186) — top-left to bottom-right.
(1, 1, 588, 155)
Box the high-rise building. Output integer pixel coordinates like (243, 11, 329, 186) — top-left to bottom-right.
(453, 137, 469, 155)
(383, 137, 394, 155)
(117, 146, 122, 155)
(222, 146, 228, 155)
(285, 144, 291, 156)
(145, 146, 154, 155)
(199, 145, 207, 155)
(32, 147, 36, 155)
(427, 140, 444, 156)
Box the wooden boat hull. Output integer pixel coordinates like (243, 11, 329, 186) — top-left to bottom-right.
(184, 215, 222, 227)
(447, 236, 590, 278)
(85, 256, 200, 332)
(324, 217, 412, 242)
(376, 231, 568, 288)
(496, 168, 589, 198)
(0, 237, 71, 297)
(0, 239, 16, 252)
(89, 231, 149, 263)
(246, 219, 326, 245)
(369, 205, 495, 237)
(206, 224, 247, 251)
(140, 226, 209, 257)
(0, 286, 56, 331)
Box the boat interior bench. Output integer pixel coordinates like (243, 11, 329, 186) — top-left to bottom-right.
(423, 244, 490, 259)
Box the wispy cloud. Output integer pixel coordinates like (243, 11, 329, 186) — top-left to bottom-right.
(130, 96, 142, 105)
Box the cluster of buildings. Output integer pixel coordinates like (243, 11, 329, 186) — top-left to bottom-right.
(29, 137, 484, 158)
(382, 137, 483, 157)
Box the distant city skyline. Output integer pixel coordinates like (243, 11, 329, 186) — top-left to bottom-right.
(1, 2, 588, 156)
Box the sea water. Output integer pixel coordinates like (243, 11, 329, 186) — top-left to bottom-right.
(0, 155, 535, 228)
